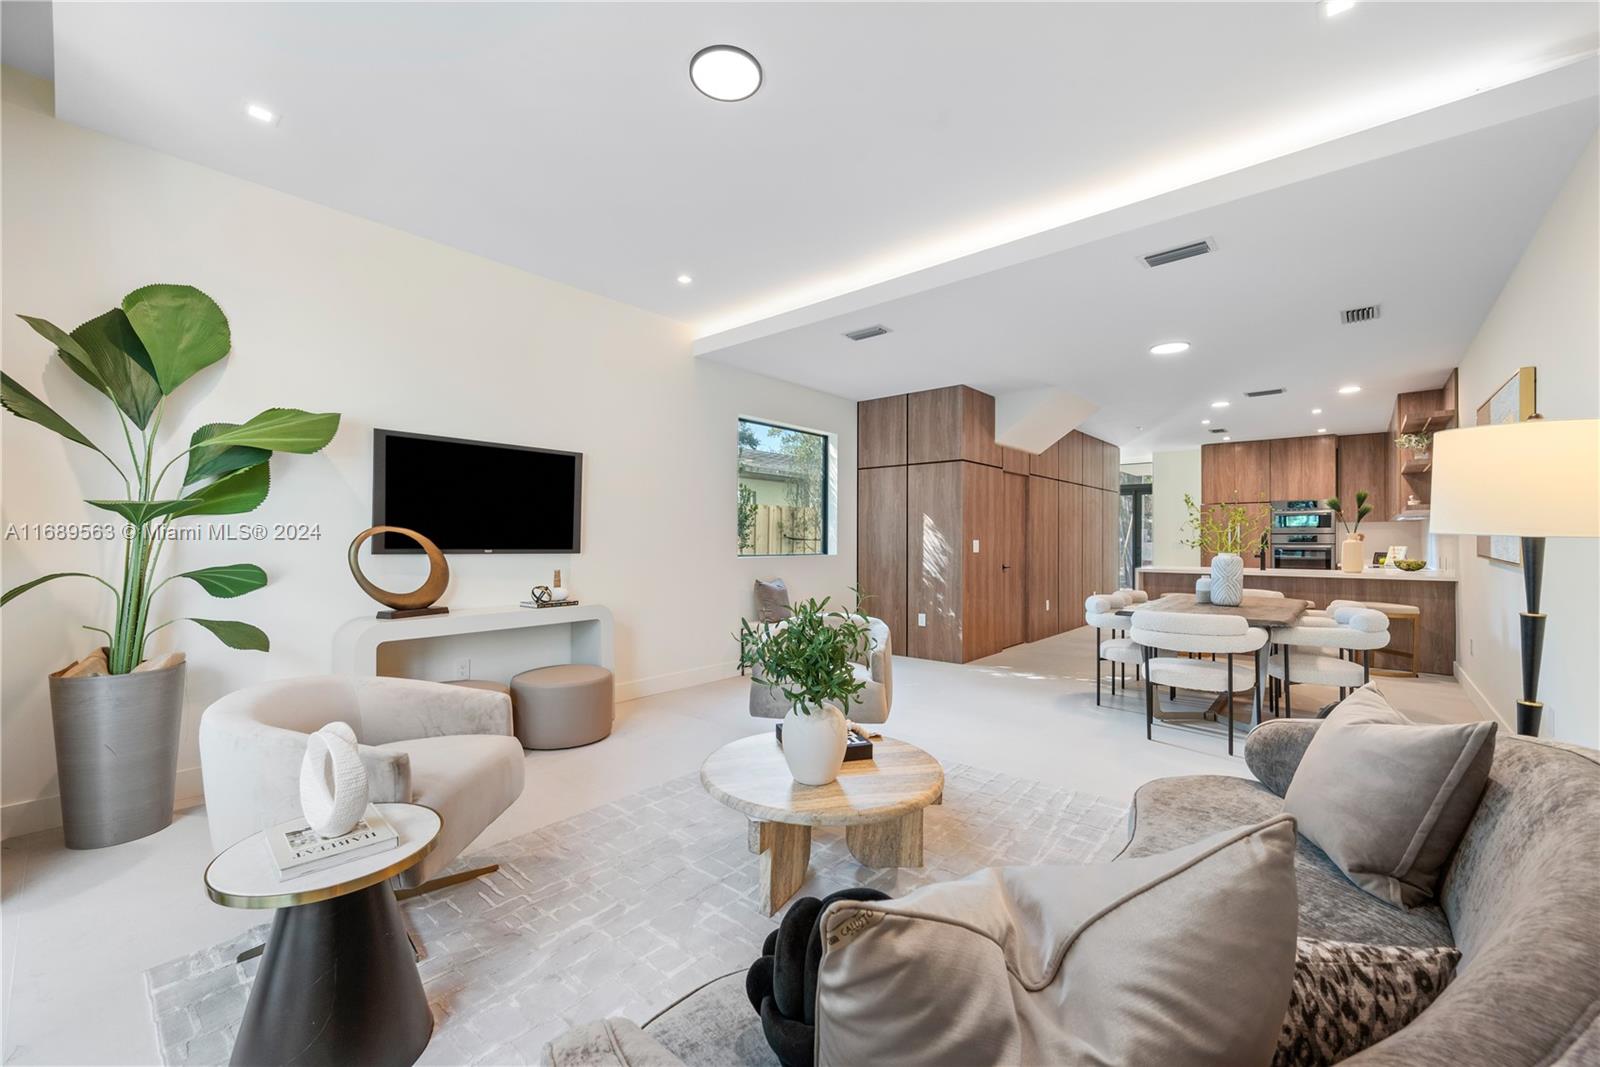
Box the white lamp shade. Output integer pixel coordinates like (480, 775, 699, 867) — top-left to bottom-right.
(1429, 419, 1600, 537)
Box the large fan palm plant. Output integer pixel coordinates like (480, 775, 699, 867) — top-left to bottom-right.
(2, 284, 339, 672)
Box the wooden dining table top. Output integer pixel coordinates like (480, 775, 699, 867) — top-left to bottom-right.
(1117, 592, 1311, 628)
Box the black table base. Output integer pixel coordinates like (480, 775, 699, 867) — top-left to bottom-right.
(231, 881, 432, 1067)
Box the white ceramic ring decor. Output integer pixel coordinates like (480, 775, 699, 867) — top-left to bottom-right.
(299, 722, 369, 838)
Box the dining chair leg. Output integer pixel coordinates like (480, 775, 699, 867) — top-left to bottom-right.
(1252, 647, 1263, 728)
(1363, 649, 1371, 685)
(1095, 628, 1102, 706)
(1226, 653, 1236, 756)
(1282, 645, 1292, 719)
(1143, 648, 1154, 740)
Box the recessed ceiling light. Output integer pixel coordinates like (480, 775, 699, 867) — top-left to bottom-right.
(1317, 428, 1328, 434)
(1221, 436, 1232, 441)
(1311, 408, 1323, 415)
(245, 103, 277, 124)
(1210, 400, 1230, 409)
(1324, 0, 1356, 16)
(1338, 384, 1362, 394)
(1149, 341, 1190, 356)
(1201, 419, 1211, 425)
(690, 45, 762, 102)
(676, 274, 693, 285)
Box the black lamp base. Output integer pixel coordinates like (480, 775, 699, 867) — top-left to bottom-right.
(1516, 537, 1546, 737)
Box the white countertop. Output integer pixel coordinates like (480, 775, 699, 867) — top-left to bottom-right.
(1136, 565, 1457, 583)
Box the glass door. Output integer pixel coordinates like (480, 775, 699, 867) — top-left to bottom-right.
(1119, 482, 1153, 589)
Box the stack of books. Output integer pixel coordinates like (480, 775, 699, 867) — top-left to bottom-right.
(265, 805, 399, 880)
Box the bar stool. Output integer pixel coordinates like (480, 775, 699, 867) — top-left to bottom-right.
(1365, 601, 1421, 677)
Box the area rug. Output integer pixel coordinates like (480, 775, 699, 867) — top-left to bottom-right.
(144, 764, 1128, 1065)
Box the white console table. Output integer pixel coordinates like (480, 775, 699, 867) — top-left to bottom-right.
(332, 604, 613, 681)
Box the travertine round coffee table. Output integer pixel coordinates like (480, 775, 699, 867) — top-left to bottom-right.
(700, 734, 944, 915)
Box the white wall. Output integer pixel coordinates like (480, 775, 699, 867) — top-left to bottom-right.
(1452, 133, 1598, 747)
(0, 71, 858, 836)
(1151, 449, 1202, 567)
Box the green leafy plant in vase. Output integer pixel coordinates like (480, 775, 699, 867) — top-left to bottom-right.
(1326, 491, 1374, 574)
(2, 284, 340, 847)
(737, 590, 871, 785)
(1179, 495, 1266, 605)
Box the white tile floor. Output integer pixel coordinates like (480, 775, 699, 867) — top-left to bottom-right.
(0, 626, 1483, 1065)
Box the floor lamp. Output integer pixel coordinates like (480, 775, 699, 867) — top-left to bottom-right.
(1429, 417, 1599, 736)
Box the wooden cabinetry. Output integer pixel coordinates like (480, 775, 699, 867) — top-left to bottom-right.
(859, 386, 1119, 662)
(1336, 433, 1388, 521)
(857, 465, 907, 639)
(907, 386, 1003, 467)
(1269, 435, 1338, 501)
(1201, 440, 1272, 504)
(1025, 476, 1058, 642)
(1388, 386, 1451, 518)
(858, 395, 907, 469)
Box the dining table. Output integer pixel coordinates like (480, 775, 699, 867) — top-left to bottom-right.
(1116, 591, 1313, 730)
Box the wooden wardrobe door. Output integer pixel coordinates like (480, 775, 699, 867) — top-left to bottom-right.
(1026, 476, 1058, 642)
(906, 462, 963, 662)
(1000, 473, 1026, 651)
(857, 465, 907, 640)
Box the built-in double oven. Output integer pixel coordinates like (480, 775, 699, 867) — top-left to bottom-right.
(1270, 500, 1336, 570)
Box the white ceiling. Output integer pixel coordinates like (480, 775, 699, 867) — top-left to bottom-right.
(21, 2, 1599, 456)
(699, 98, 1598, 457)
(37, 1, 1599, 338)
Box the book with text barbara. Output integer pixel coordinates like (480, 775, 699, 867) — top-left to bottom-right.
(265, 805, 399, 880)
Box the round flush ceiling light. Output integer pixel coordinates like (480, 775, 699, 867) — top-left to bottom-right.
(1210, 400, 1230, 409)
(1338, 384, 1362, 394)
(1149, 341, 1190, 356)
(676, 274, 693, 285)
(690, 45, 762, 102)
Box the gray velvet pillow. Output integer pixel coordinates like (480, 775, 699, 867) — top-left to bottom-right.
(816, 816, 1301, 1067)
(1284, 684, 1495, 908)
(1274, 938, 1461, 1066)
(753, 578, 792, 623)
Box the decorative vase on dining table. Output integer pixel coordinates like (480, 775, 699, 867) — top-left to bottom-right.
(1341, 533, 1366, 574)
(1209, 553, 1244, 606)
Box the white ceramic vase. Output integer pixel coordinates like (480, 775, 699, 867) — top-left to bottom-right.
(1341, 535, 1366, 574)
(781, 703, 848, 786)
(1210, 553, 1245, 606)
(299, 722, 369, 837)
(1195, 576, 1213, 604)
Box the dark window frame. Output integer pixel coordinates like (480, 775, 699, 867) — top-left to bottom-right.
(737, 417, 833, 557)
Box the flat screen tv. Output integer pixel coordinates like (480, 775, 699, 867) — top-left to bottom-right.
(373, 429, 581, 553)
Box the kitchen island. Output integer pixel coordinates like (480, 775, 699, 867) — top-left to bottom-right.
(1135, 566, 1456, 675)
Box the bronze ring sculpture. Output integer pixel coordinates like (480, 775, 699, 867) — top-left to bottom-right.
(348, 526, 449, 614)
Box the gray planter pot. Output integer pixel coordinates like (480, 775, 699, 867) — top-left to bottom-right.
(48, 659, 185, 849)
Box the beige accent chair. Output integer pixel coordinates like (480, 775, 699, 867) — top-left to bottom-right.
(748, 614, 894, 724)
(199, 675, 525, 890)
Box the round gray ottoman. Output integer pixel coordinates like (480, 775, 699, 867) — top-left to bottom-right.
(509, 664, 614, 749)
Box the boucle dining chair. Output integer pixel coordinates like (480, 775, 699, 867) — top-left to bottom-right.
(1266, 608, 1390, 716)
(1085, 592, 1143, 705)
(1128, 610, 1267, 755)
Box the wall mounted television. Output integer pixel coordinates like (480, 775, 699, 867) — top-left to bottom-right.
(372, 429, 582, 553)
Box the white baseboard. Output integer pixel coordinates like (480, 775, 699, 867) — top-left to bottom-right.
(615, 661, 740, 704)
(1454, 662, 1512, 731)
(1, 765, 205, 842)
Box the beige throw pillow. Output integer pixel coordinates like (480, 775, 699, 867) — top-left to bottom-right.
(815, 816, 1300, 1067)
(1284, 684, 1494, 908)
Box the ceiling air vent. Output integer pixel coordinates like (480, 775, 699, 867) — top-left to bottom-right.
(843, 325, 890, 341)
(1143, 240, 1212, 268)
(1245, 388, 1285, 398)
(1208, 427, 1229, 434)
(1342, 305, 1380, 324)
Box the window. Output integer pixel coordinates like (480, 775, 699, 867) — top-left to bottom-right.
(737, 418, 831, 556)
